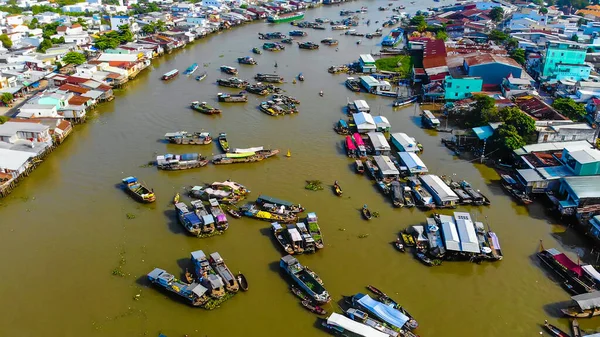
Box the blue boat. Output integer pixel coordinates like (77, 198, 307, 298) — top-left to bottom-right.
(147, 267, 209, 307)
(184, 63, 198, 75)
(350, 293, 418, 330)
(381, 28, 403, 47)
(191, 250, 227, 298)
(175, 202, 203, 236)
(280, 255, 330, 304)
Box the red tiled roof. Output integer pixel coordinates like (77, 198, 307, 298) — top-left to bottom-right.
(71, 23, 81, 28)
(429, 73, 449, 81)
(97, 84, 112, 91)
(106, 73, 122, 79)
(57, 26, 67, 32)
(56, 120, 71, 131)
(68, 96, 91, 105)
(413, 68, 426, 75)
(59, 84, 89, 94)
(66, 76, 89, 84)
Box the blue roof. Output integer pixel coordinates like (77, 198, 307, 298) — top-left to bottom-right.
(202, 214, 215, 225)
(356, 294, 409, 329)
(472, 126, 494, 140)
(184, 212, 201, 225)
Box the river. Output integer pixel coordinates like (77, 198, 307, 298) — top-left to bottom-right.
(1, 1, 599, 336)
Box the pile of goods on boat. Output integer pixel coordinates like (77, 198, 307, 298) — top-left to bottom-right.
(321, 38, 339, 46)
(175, 198, 230, 236)
(189, 180, 250, 204)
(121, 176, 155, 203)
(146, 251, 247, 309)
(247, 82, 282, 95)
(271, 212, 323, 254)
(240, 194, 304, 223)
(237, 56, 258, 65)
(280, 255, 330, 304)
(259, 96, 298, 116)
(255, 73, 284, 83)
(291, 285, 327, 315)
(156, 153, 209, 170)
(401, 212, 503, 266)
(191, 101, 222, 115)
(220, 65, 238, 75)
(217, 77, 249, 89)
(537, 241, 600, 295)
(218, 92, 248, 103)
(164, 131, 212, 145)
(258, 32, 286, 40)
(328, 65, 350, 74)
(212, 147, 279, 165)
(298, 41, 319, 50)
(263, 42, 286, 51)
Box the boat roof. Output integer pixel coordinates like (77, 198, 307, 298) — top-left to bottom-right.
(356, 294, 410, 329)
(441, 220, 461, 252)
(281, 254, 298, 266)
(422, 110, 441, 124)
(191, 250, 207, 262)
(212, 181, 243, 190)
(420, 175, 459, 202)
(288, 228, 302, 242)
(571, 291, 600, 310)
(225, 152, 255, 158)
(210, 252, 223, 262)
(390, 132, 417, 151)
(373, 155, 399, 175)
(353, 133, 366, 147)
(147, 267, 166, 279)
(189, 283, 208, 297)
(367, 132, 391, 150)
(296, 222, 307, 231)
(307, 212, 317, 222)
(122, 176, 137, 184)
(398, 151, 427, 171)
(257, 195, 293, 207)
(234, 147, 263, 153)
(583, 265, 600, 283)
(208, 274, 225, 288)
(184, 212, 202, 225)
(271, 222, 283, 230)
(209, 198, 219, 207)
(338, 119, 349, 128)
(327, 313, 388, 337)
(202, 214, 215, 225)
(456, 218, 480, 253)
(410, 225, 428, 242)
(346, 136, 357, 150)
(547, 249, 583, 277)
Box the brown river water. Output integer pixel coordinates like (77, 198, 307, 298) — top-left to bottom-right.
(1, 1, 599, 336)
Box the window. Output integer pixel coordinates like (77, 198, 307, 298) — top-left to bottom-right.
(561, 135, 566, 141)
(572, 135, 577, 141)
(455, 93, 458, 97)
(561, 53, 564, 56)
(456, 85, 460, 89)
(466, 86, 470, 89)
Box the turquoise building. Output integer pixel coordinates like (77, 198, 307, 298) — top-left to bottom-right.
(444, 76, 483, 100)
(561, 147, 600, 176)
(542, 41, 591, 81)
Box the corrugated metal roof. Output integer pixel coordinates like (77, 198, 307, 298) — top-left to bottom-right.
(420, 174, 459, 201)
(367, 132, 390, 150)
(464, 53, 521, 68)
(398, 151, 428, 172)
(373, 155, 399, 175)
(563, 176, 600, 199)
(0, 148, 35, 170)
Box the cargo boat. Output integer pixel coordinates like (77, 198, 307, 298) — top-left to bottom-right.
(156, 153, 209, 170)
(561, 292, 600, 318)
(191, 250, 227, 299)
(209, 252, 239, 292)
(217, 77, 249, 89)
(190, 200, 216, 233)
(147, 268, 209, 306)
(191, 101, 222, 115)
(242, 203, 297, 223)
(272, 222, 294, 254)
(237, 56, 257, 65)
(218, 132, 229, 152)
(381, 27, 403, 47)
(255, 73, 284, 83)
(537, 247, 598, 295)
(263, 42, 285, 51)
(306, 212, 324, 249)
(289, 30, 307, 36)
(164, 131, 212, 145)
(256, 194, 305, 213)
(298, 41, 319, 49)
(349, 293, 417, 331)
(345, 77, 361, 92)
(218, 92, 248, 103)
(393, 96, 418, 107)
(212, 149, 279, 164)
(267, 12, 305, 23)
(175, 202, 207, 236)
(162, 69, 179, 80)
(421, 110, 440, 129)
(220, 65, 238, 75)
(280, 255, 330, 303)
(208, 198, 229, 231)
(122, 176, 155, 203)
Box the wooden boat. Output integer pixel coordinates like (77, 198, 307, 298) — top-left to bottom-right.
(395, 238, 405, 252)
(255, 73, 284, 83)
(301, 300, 327, 315)
(263, 42, 285, 51)
(280, 255, 330, 304)
(350, 293, 418, 331)
(537, 245, 597, 295)
(218, 133, 230, 152)
(190, 201, 216, 234)
(272, 222, 295, 254)
(147, 268, 209, 307)
(390, 181, 403, 208)
(289, 30, 307, 37)
(162, 69, 178, 80)
(226, 207, 242, 219)
(321, 38, 339, 46)
(291, 285, 309, 300)
(183, 63, 198, 75)
(220, 65, 238, 75)
(403, 185, 416, 207)
(298, 73, 304, 81)
(355, 160, 365, 173)
(218, 92, 248, 103)
(281, 38, 294, 44)
(500, 174, 532, 205)
(544, 320, 570, 337)
(246, 84, 270, 95)
(344, 308, 400, 337)
(306, 212, 324, 249)
(157, 153, 209, 171)
(122, 176, 156, 203)
(256, 195, 305, 213)
(164, 131, 212, 145)
(393, 96, 417, 107)
(416, 252, 434, 266)
(237, 272, 248, 291)
(217, 77, 248, 89)
(237, 56, 257, 65)
(333, 180, 343, 196)
(209, 252, 239, 293)
(561, 292, 600, 318)
(191, 101, 221, 115)
(361, 205, 372, 220)
(208, 198, 229, 231)
(190, 250, 226, 299)
(212, 150, 279, 165)
(572, 319, 582, 337)
(185, 268, 193, 283)
(401, 231, 416, 247)
(195, 72, 207, 81)
(298, 41, 319, 49)
(345, 77, 361, 92)
(252, 47, 262, 54)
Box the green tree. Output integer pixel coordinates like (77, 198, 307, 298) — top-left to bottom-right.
(463, 94, 498, 128)
(62, 51, 86, 65)
(141, 23, 156, 34)
(28, 17, 39, 29)
(76, 17, 88, 30)
(490, 7, 505, 22)
(488, 29, 508, 42)
(118, 24, 134, 43)
(417, 22, 427, 32)
(553, 98, 587, 121)
(51, 36, 65, 44)
(156, 20, 167, 32)
(540, 7, 549, 14)
(42, 22, 61, 39)
(0, 115, 9, 124)
(0, 92, 13, 106)
(509, 48, 526, 65)
(493, 124, 526, 151)
(498, 107, 536, 138)
(0, 34, 12, 49)
(571, 34, 579, 42)
(436, 31, 448, 41)
(506, 37, 519, 50)
(578, 17, 586, 27)
(37, 38, 53, 53)
(410, 15, 426, 26)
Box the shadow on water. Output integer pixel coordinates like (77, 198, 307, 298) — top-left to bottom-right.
(176, 257, 192, 280)
(334, 141, 346, 156)
(135, 274, 149, 287)
(542, 300, 570, 318)
(259, 226, 284, 255)
(164, 209, 185, 235)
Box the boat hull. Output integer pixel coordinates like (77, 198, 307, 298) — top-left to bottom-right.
(268, 13, 305, 23)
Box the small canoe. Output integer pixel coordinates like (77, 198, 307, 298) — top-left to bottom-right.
(291, 285, 309, 300)
(416, 252, 433, 266)
(333, 181, 343, 196)
(218, 132, 230, 153)
(572, 319, 582, 337)
(401, 232, 416, 246)
(544, 320, 570, 337)
(301, 300, 327, 315)
(362, 205, 372, 220)
(237, 272, 249, 291)
(395, 238, 405, 252)
(122, 176, 156, 203)
(366, 285, 386, 298)
(227, 208, 242, 219)
(196, 72, 207, 81)
(185, 268, 193, 284)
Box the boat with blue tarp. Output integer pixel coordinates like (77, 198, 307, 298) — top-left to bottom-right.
(184, 63, 198, 75)
(350, 293, 417, 331)
(190, 200, 216, 234)
(122, 176, 155, 203)
(237, 56, 258, 65)
(381, 27, 403, 47)
(147, 267, 209, 306)
(175, 202, 205, 236)
(280, 255, 330, 304)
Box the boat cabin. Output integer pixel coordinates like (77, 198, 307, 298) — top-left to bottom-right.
(390, 133, 419, 152)
(421, 110, 440, 129)
(373, 155, 400, 180)
(348, 99, 371, 113)
(148, 268, 175, 286)
(326, 313, 388, 337)
(287, 225, 304, 253)
(353, 112, 377, 134)
(420, 174, 459, 208)
(397, 151, 428, 175)
(207, 274, 226, 297)
(256, 195, 294, 208)
(367, 132, 391, 155)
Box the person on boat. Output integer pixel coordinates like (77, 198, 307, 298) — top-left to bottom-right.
(274, 62, 278, 67)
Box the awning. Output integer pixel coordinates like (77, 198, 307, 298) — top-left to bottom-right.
(583, 265, 600, 283)
(571, 291, 600, 310)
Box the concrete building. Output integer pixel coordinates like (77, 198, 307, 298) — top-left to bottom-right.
(557, 176, 600, 215)
(359, 76, 392, 94)
(444, 75, 483, 100)
(0, 148, 35, 179)
(535, 121, 595, 144)
(359, 54, 376, 73)
(501, 76, 536, 98)
(542, 41, 591, 81)
(463, 53, 524, 85)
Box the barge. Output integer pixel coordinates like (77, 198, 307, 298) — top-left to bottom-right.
(147, 268, 209, 306)
(280, 255, 330, 304)
(156, 153, 209, 170)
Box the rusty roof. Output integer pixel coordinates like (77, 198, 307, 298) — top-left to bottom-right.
(423, 56, 448, 69)
(464, 54, 521, 68)
(59, 84, 89, 94)
(424, 39, 447, 58)
(68, 96, 91, 105)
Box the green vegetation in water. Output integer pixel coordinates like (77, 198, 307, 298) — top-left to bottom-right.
(432, 259, 443, 266)
(197, 230, 225, 239)
(139, 162, 153, 168)
(358, 234, 369, 239)
(305, 180, 323, 191)
(219, 54, 224, 58)
(126, 213, 136, 219)
(375, 55, 412, 78)
(112, 249, 127, 277)
(203, 292, 235, 310)
(372, 211, 380, 218)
